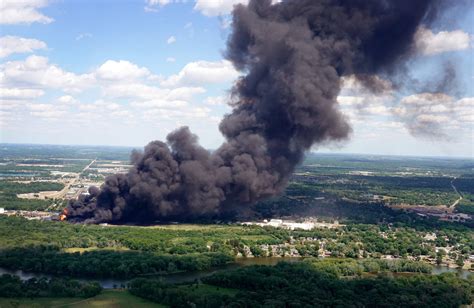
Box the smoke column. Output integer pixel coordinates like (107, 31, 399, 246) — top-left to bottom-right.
(68, 0, 443, 223)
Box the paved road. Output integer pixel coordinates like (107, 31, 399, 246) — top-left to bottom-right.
(47, 158, 96, 200)
(449, 177, 463, 208)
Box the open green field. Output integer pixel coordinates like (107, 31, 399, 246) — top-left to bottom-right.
(0, 290, 163, 308)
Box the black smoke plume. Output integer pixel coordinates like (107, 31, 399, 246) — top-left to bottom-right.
(68, 0, 444, 223)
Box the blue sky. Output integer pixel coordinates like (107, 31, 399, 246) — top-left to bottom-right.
(0, 0, 473, 158)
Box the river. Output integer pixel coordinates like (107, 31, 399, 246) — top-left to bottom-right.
(0, 258, 471, 289)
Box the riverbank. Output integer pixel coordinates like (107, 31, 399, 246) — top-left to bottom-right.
(1, 257, 472, 289)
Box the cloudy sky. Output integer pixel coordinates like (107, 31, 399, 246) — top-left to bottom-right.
(0, 0, 473, 158)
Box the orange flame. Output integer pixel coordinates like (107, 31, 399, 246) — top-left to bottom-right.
(59, 208, 68, 221)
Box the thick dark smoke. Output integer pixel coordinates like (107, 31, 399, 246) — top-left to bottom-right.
(68, 0, 444, 223)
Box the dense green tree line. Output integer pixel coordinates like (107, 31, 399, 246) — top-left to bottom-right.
(0, 274, 102, 298)
(129, 279, 234, 307)
(0, 164, 84, 174)
(0, 216, 286, 253)
(129, 262, 474, 307)
(456, 202, 474, 215)
(0, 246, 232, 278)
(0, 181, 64, 194)
(308, 258, 433, 276)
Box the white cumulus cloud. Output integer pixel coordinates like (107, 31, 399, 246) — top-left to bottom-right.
(194, 0, 248, 16)
(161, 60, 239, 87)
(0, 36, 47, 58)
(205, 95, 228, 106)
(0, 55, 94, 93)
(145, 0, 172, 6)
(95, 60, 151, 81)
(0, 87, 44, 99)
(28, 103, 66, 119)
(394, 93, 474, 139)
(0, 0, 53, 24)
(57, 95, 79, 105)
(131, 99, 188, 109)
(337, 76, 394, 118)
(400, 93, 452, 106)
(415, 26, 471, 56)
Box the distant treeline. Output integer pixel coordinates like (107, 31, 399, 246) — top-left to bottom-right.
(289, 174, 459, 206)
(0, 180, 64, 211)
(255, 195, 474, 229)
(454, 176, 474, 195)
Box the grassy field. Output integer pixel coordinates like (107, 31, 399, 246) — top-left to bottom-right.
(0, 290, 164, 308)
(62, 247, 131, 253)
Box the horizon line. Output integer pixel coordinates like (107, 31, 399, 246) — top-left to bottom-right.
(1, 142, 473, 160)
